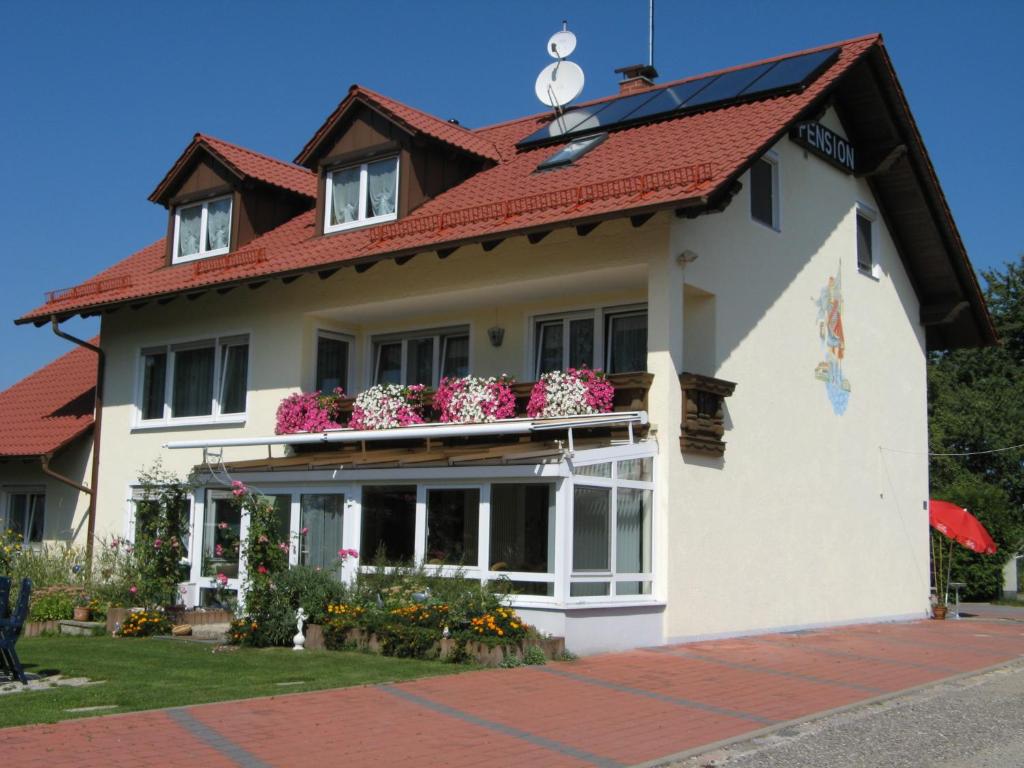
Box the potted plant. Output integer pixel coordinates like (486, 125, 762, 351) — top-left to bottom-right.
(930, 529, 951, 620)
(73, 593, 93, 622)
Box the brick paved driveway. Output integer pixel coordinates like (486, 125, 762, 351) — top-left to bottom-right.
(4, 616, 1023, 767)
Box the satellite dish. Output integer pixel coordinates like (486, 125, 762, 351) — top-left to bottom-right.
(535, 60, 585, 109)
(548, 29, 577, 59)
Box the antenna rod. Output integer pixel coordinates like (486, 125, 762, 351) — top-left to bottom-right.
(648, 0, 655, 67)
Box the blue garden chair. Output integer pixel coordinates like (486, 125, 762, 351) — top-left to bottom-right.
(0, 578, 32, 684)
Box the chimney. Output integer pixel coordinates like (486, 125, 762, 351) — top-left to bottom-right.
(615, 63, 658, 95)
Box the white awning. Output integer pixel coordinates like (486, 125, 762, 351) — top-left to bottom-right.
(163, 411, 649, 450)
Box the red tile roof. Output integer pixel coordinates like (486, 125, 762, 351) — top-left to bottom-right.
(0, 341, 97, 457)
(150, 133, 317, 203)
(21, 35, 879, 324)
(296, 85, 502, 165)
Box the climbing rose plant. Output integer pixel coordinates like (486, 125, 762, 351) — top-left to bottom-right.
(434, 375, 517, 423)
(349, 384, 428, 430)
(526, 367, 615, 418)
(275, 388, 347, 434)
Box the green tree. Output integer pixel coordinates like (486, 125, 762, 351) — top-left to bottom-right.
(928, 255, 1024, 599)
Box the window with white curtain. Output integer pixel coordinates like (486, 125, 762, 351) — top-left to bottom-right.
(172, 195, 233, 263)
(138, 335, 249, 425)
(5, 490, 45, 543)
(371, 327, 469, 386)
(324, 156, 399, 233)
(570, 456, 653, 598)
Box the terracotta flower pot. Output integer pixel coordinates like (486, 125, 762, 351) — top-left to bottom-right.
(73, 606, 92, 622)
(932, 604, 947, 620)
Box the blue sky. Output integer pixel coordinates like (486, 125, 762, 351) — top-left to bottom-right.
(1, 1, 1021, 389)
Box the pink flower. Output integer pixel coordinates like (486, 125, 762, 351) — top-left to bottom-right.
(274, 390, 346, 435)
(278, 542, 290, 552)
(215, 544, 224, 556)
(216, 573, 229, 586)
(337, 548, 359, 560)
(300, 527, 309, 535)
(129, 585, 138, 594)
(153, 539, 162, 549)
(218, 522, 229, 530)
(231, 480, 248, 497)
(110, 538, 120, 550)
(257, 565, 268, 574)
(258, 534, 269, 544)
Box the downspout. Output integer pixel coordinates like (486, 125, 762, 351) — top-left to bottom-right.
(50, 317, 104, 568)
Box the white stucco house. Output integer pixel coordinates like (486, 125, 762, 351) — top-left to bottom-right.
(15, 33, 993, 653)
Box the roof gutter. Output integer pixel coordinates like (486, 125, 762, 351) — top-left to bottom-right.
(50, 317, 103, 570)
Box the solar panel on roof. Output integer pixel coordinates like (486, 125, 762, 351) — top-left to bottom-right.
(739, 47, 839, 96)
(566, 90, 661, 135)
(680, 62, 777, 110)
(516, 46, 841, 149)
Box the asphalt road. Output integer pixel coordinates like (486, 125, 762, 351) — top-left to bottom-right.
(673, 658, 1024, 768)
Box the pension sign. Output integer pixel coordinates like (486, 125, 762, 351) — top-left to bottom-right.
(790, 122, 856, 174)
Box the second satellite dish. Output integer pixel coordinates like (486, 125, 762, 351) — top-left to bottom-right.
(548, 28, 577, 59)
(534, 60, 585, 109)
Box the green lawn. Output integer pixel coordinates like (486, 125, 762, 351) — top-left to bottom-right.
(1, 636, 467, 728)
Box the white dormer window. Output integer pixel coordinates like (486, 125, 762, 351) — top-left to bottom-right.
(324, 156, 399, 233)
(173, 195, 233, 263)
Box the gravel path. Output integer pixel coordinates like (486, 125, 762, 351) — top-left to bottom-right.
(673, 659, 1024, 768)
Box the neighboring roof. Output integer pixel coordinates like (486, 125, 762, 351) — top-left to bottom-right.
(295, 85, 502, 165)
(149, 133, 317, 203)
(17, 34, 994, 349)
(0, 341, 97, 457)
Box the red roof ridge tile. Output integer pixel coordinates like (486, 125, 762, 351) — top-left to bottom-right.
(295, 85, 503, 165)
(150, 133, 317, 203)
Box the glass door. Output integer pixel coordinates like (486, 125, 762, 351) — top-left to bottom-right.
(299, 493, 346, 574)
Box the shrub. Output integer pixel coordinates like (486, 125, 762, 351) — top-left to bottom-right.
(1, 528, 23, 574)
(271, 566, 349, 624)
(349, 384, 428, 430)
(275, 389, 346, 434)
(117, 607, 171, 637)
(527, 367, 614, 418)
(131, 463, 193, 607)
(523, 645, 547, 665)
(10, 543, 86, 590)
(27, 587, 81, 621)
(434, 375, 516, 423)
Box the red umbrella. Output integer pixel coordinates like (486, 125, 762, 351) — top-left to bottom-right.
(929, 499, 998, 555)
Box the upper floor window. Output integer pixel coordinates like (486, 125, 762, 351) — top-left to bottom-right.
(372, 327, 469, 386)
(4, 489, 45, 544)
(534, 307, 647, 377)
(137, 335, 249, 426)
(750, 153, 779, 230)
(173, 195, 232, 263)
(856, 204, 877, 276)
(325, 156, 399, 233)
(315, 330, 351, 393)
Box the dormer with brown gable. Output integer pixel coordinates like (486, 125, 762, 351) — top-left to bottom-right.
(149, 134, 316, 265)
(295, 85, 500, 236)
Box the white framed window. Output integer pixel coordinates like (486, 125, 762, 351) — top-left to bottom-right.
(371, 326, 469, 386)
(856, 203, 878, 277)
(136, 335, 250, 427)
(750, 152, 780, 231)
(570, 456, 654, 599)
(324, 156, 399, 233)
(172, 195, 232, 264)
(4, 489, 45, 544)
(533, 306, 647, 377)
(315, 330, 352, 393)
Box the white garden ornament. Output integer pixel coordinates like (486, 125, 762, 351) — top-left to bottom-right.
(292, 607, 308, 651)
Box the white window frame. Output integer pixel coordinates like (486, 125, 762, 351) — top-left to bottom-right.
(3, 487, 46, 544)
(856, 202, 880, 279)
(324, 156, 400, 234)
(171, 194, 233, 264)
(749, 151, 781, 232)
(369, 326, 470, 387)
(134, 334, 251, 428)
(314, 329, 354, 394)
(531, 304, 648, 378)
